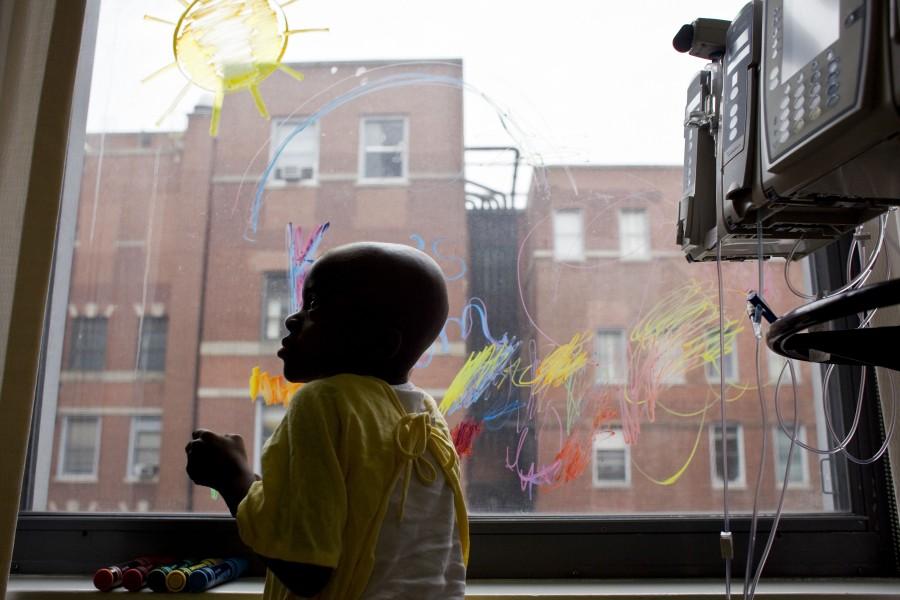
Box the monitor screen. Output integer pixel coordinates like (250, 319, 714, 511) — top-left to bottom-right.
(782, 0, 840, 82)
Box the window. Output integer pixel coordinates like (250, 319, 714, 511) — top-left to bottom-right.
(67, 317, 107, 371)
(127, 416, 161, 482)
(773, 424, 809, 487)
(552, 209, 584, 261)
(262, 272, 290, 341)
(13, 0, 897, 583)
(592, 429, 630, 487)
(710, 423, 745, 488)
(254, 403, 287, 473)
(618, 208, 650, 260)
(57, 416, 100, 480)
(270, 118, 318, 183)
(137, 316, 168, 372)
(595, 329, 627, 385)
(359, 117, 407, 180)
(768, 348, 801, 385)
(705, 332, 739, 383)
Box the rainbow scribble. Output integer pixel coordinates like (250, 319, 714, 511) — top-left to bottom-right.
(286, 222, 329, 313)
(439, 337, 521, 415)
(450, 419, 483, 458)
(249, 366, 301, 406)
(144, 0, 328, 136)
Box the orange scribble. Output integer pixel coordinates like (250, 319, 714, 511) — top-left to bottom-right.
(552, 435, 591, 486)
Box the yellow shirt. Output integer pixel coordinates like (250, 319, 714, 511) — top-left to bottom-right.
(236, 374, 469, 600)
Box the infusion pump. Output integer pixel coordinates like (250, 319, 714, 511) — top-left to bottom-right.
(675, 0, 900, 262)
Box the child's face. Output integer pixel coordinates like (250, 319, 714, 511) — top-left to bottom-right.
(278, 268, 340, 382)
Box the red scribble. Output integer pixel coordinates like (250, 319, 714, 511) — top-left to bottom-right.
(451, 419, 483, 458)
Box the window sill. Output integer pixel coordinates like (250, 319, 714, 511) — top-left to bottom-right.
(8, 577, 900, 598)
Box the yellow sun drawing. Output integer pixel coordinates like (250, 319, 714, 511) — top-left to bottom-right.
(144, 0, 328, 136)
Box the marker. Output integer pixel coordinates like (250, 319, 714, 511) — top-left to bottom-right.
(122, 556, 174, 591)
(93, 557, 159, 591)
(146, 558, 198, 592)
(165, 558, 224, 592)
(187, 558, 248, 592)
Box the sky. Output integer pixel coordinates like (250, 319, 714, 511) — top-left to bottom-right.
(85, 0, 746, 169)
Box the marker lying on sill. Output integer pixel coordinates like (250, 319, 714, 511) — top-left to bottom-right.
(122, 555, 175, 591)
(146, 558, 200, 593)
(93, 556, 169, 591)
(187, 558, 249, 592)
(166, 558, 225, 592)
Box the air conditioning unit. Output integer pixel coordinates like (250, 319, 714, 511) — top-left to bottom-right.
(133, 463, 159, 481)
(275, 164, 314, 182)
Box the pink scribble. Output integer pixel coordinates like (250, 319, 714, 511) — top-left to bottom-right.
(286, 222, 329, 313)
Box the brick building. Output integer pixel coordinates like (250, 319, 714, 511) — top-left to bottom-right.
(41, 59, 829, 517)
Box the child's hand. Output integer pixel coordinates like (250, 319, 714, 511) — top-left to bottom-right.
(184, 429, 252, 493)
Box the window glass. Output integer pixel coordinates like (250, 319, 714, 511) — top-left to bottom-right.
(27, 0, 848, 518)
(58, 416, 100, 479)
(262, 272, 290, 341)
(361, 117, 406, 179)
(593, 429, 630, 487)
(773, 425, 808, 487)
(128, 416, 161, 481)
(271, 118, 318, 182)
(711, 423, 745, 488)
(618, 208, 650, 260)
(553, 209, 584, 261)
(67, 317, 108, 371)
(137, 316, 168, 372)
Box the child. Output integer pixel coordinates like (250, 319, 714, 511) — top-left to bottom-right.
(185, 242, 469, 599)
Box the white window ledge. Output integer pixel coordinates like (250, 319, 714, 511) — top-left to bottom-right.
(7, 577, 900, 598)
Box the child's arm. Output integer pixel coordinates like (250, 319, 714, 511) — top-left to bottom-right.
(185, 429, 333, 597)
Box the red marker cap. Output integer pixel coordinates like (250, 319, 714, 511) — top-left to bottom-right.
(92, 567, 119, 591)
(122, 568, 145, 591)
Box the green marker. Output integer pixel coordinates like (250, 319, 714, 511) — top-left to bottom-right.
(165, 558, 224, 592)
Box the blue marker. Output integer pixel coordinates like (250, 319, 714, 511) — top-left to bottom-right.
(186, 557, 248, 592)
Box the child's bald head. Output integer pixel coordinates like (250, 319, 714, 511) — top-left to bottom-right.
(279, 242, 449, 383)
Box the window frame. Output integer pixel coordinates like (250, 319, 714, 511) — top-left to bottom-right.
(772, 424, 810, 489)
(357, 115, 409, 184)
(268, 117, 320, 186)
(617, 208, 651, 262)
(55, 415, 101, 482)
(136, 315, 168, 372)
(125, 415, 162, 483)
(66, 315, 108, 371)
(594, 328, 627, 385)
(260, 271, 291, 342)
(592, 429, 630, 488)
(709, 422, 747, 490)
(11, 6, 900, 584)
(552, 208, 585, 262)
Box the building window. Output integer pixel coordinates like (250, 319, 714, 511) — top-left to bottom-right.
(552, 209, 584, 261)
(710, 423, 745, 488)
(705, 331, 739, 383)
(262, 272, 290, 341)
(595, 329, 627, 385)
(593, 429, 630, 487)
(137, 316, 168, 372)
(127, 416, 161, 482)
(618, 208, 650, 260)
(773, 424, 808, 487)
(768, 348, 801, 385)
(68, 316, 108, 371)
(270, 118, 318, 183)
(57, 415, 101, 479)
(254, 403, 287, 473)
(653, 339, 686, 384)
(359, 116, 407, 180)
